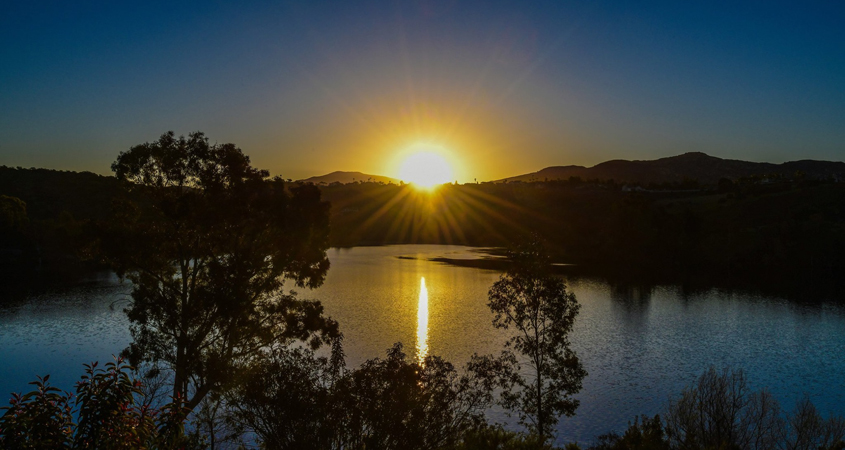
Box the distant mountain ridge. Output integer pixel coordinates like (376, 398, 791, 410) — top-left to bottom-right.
(298, 171, 400, 185)
(498, 152, 845, 185)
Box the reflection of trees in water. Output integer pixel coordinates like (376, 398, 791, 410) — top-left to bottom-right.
(609, 282, 655, 306)
(607, 282, 656, 333)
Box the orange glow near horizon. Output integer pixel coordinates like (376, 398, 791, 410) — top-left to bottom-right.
(398, 152, 453, 189)
(393, 143, 461, 189)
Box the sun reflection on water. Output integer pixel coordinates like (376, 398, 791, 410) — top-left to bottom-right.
(416, 277, 429, 363)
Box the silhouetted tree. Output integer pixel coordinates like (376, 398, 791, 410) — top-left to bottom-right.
(488, 237, 586, 442)
(781, 396, 845, 450)
(230, 342, 510, 450)
(597, 367, 845, 450)
(100, 131, 338, 414)
(341, 343, 502, 450)
(664, 367, 782, 450)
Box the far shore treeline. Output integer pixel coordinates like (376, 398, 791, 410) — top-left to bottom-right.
(2, 157, 844, 299)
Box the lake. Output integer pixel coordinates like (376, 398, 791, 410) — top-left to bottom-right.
(2, 244, 844, 445)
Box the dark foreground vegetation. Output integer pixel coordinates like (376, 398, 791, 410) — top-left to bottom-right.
(4, 360, 842, 449)
(2, 132, 843, 449)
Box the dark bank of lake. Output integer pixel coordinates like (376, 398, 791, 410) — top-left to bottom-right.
(2, 245, 844, 445)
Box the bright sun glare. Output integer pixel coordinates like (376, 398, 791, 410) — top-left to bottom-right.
(398, 151, 454, 189)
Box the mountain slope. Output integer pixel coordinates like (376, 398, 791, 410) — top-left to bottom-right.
(298, 171, 399, 185)
(499, 152, 845, 185)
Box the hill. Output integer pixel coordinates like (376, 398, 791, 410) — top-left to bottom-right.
(3, 163, 845, 298)
(0, 166, 125, 284)
(298, 171, 399, 185)
(0, 166, 121, 221)
(320, 177, 845, 299)
(499, 152, 845, 185)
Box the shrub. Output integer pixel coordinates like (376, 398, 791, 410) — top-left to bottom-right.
(0, 358, 199, 449)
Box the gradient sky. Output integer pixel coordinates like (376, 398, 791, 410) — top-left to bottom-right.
(1, 1, 843, 182)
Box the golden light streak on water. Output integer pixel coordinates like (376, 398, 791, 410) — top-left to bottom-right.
(416, 276, 429, 363)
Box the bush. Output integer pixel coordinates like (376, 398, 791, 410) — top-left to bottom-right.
(0, 375, 73, 448)
(230, 342, 510, 450)
(452, 425, 559, 450)
(590, 415, 669, 450)
(0, 358, 200, 450)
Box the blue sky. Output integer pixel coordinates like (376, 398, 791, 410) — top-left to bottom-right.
(1, 1, 843, 181)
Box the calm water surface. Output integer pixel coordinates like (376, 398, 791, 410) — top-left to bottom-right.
(2, 245, 845, 445)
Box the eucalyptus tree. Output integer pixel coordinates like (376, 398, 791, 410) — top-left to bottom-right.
(101, 131, 338, 412)
(487, 238, 586, 442)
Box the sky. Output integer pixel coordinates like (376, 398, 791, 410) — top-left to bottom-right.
(1, 1, 844, 182)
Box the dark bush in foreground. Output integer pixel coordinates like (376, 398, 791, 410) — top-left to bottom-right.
(230, 342, 516, 450)
(590, 415, 669, 450)
(0, 358, 200, 450)
(5, 358, 842, 450)
(454, 425, 564, 450)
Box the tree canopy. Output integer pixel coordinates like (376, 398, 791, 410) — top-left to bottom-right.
(100, 131, 338, 412)
(488, 237, 586, 442)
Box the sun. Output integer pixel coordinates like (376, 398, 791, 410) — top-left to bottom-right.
(398, 151, 454, 189)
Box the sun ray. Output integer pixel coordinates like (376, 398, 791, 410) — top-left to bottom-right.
(354, 186, 413, 232)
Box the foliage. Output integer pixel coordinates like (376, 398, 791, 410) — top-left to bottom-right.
(0, 167, 123, 281)
(227, 341, 345, 449)
(592, 367, 845, 450)
(589, 416, 670, 450)
(0, 375, 73, 449)
(0, 358, 200, 450)
(99, 131, 338, 413)
(487, 237, 586, 441)
(341, 343, 500, 450)
(230, 342, 511, 450)
(452, 425, 559, 450)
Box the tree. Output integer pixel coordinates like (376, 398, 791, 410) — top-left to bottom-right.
(487, 237, 586, 442)
(340, 343, 499, 450)
(227, 340, 346, 449)
(229, 342, 509, 450)
(100, 131, 338, 413)
(663, 367, 845, 450)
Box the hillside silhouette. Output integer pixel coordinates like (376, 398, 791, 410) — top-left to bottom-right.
(297, 171, 400, 185)
(0, 166, 124, 287)
(3, 155, 845, 298)
(499, 152, 845, 185)
(320, 176, 845, 299)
